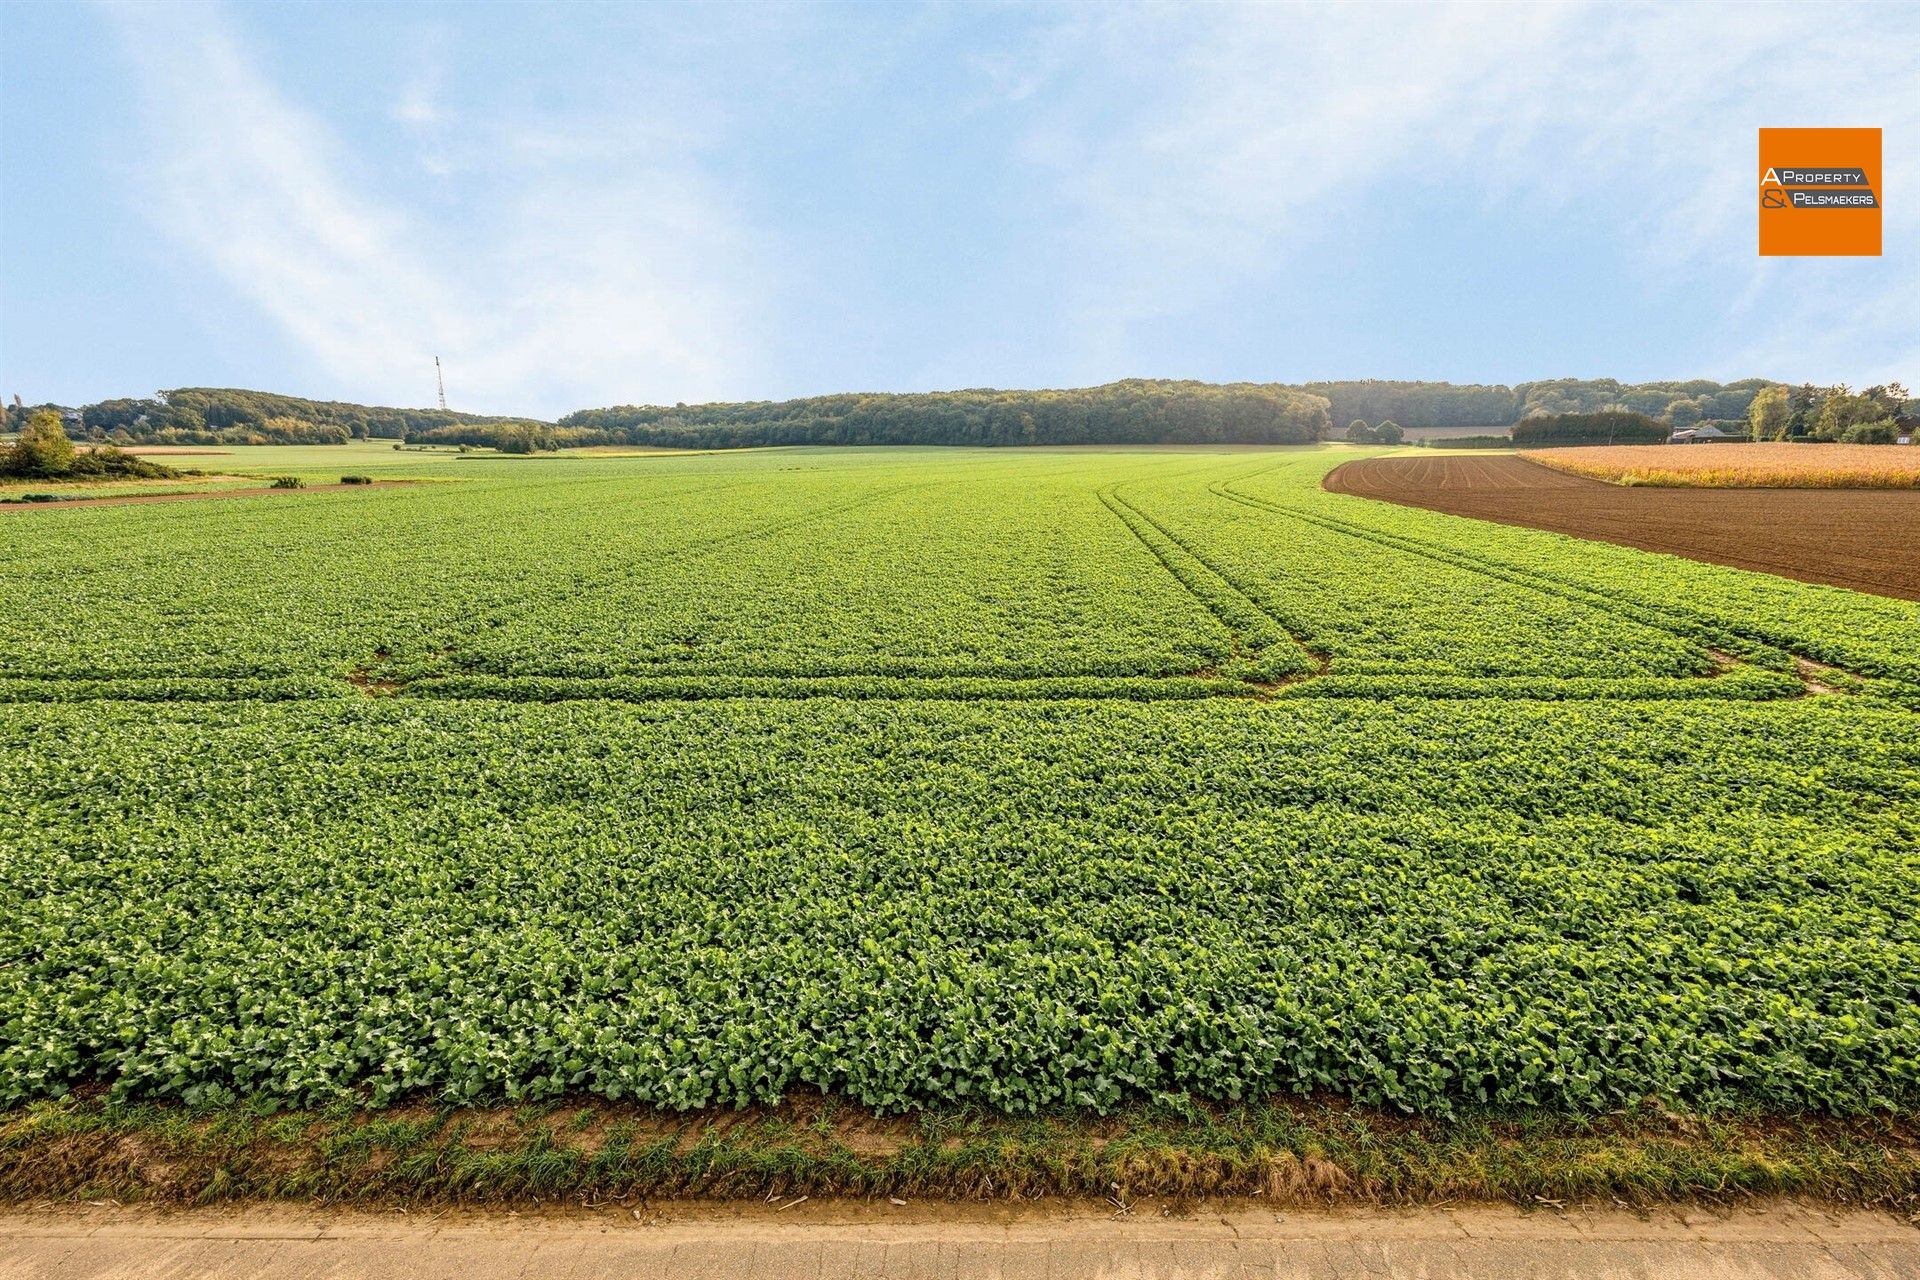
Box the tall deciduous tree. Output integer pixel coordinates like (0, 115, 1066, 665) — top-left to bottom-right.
(1746, 385, 1790, 441)
(1814, 390, 1891, 441)
(1664, 398, 1703, 427)
(2, 409, 76, 476)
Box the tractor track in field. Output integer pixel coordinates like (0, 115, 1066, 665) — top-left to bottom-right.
(1213, 473, 1891, 701)
(1098, 486, 1324, 681)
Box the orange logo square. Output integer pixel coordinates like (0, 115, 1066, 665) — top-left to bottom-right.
(1758, 127, 1881, 256)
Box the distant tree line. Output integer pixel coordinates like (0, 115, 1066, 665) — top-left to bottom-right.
(558, 380, 1331, 447)
(2, 388, 549, 448)
(1415, 435, 1513, 449)
(1315, 378, 1914, 444)
(8, 381, 1331, 451)
(1510, 411, 1669, 447)
(1514, 378, 1779, 425)
(1306, 378, 1791, 430)
(1745, 382, 1912, 444)
(14, 377, 1913, 452)
(1307, 381, 1518, 428)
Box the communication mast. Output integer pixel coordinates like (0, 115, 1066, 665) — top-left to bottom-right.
(434, 356, 448, 411)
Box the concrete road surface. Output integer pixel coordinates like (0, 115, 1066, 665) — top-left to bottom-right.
(1, 1199, 1915, 1279)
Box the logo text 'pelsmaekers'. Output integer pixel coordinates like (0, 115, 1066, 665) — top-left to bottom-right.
(1759, 167, 1878, 209)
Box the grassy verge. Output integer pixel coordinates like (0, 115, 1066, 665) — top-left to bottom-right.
(4, 1094, 1914, 1212)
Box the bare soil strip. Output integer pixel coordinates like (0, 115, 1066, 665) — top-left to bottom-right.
(0, 480, 415, 512)
(0, 1200, 1912, 1279)
(1325, 455, 1920, 600)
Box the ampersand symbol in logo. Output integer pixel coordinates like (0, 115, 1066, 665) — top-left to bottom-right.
(1761, 186, 1789, 209)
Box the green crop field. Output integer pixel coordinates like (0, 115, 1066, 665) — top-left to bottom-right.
(3, 445, 1916, 1125)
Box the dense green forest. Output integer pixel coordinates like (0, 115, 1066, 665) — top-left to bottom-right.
(13, 377, 1913, 451)
(8, 381, 1329, 450)
(564, 379, 1793, 446)
(559, 380, 1330, 447)
(1305, 381, 1518, 427)
(1515, 378, 1780, 425)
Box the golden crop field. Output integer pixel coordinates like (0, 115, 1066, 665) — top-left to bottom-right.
(1526, 443, 1920, 489)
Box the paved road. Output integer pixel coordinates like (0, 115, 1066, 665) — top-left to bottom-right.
(2, 1200, 1915, 1278)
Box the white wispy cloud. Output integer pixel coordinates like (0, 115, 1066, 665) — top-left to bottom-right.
(92, 0, 1915, 410)
(101, 1, 761, 418)
(1006, 0, 1919, 384)
(390, 31, 452, 176)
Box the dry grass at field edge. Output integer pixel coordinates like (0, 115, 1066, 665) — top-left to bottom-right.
(4, 1093, 1914, 1213)
(1525, 443, 1920, 489)
(0, 480, 424, 511)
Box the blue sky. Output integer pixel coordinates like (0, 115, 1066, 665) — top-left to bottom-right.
(3, 1, 1915, 420)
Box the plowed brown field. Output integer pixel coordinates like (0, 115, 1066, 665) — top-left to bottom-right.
(1325, 454, 1920, 600)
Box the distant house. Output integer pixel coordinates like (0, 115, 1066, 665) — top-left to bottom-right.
(1669, 424, 1732, 444)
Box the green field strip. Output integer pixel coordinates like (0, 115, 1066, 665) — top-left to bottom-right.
(9, 694, 1916, 1115)
(1213, 479, 1811, 674)
(0, 472, 775, 687)
(1263, 474, 1918, 682)
(0, 669, 1815, 705)
(400, 673, 1257, 702)
(1278, 485, 1920, 706)
(8, 447, 1919, 1133)
(381, 479, 937, 683)
(1251, 487, 1920, 710)
(662, 480, 938, 564)
(436, 655, 1240, 681)
(424, 472, 1237, 687)
(1100, 487, 1320, 680)
(1267, 668, 1805, 702)
(1216, 478, 1746, 643)
(0, 675, 341, 702)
